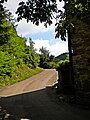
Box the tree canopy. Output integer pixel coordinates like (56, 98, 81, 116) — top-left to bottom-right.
(1, 0, 90, 75)
(0, 7, 41, 86)
(1, 0, 90, 40)
(15, 0, 90, 40)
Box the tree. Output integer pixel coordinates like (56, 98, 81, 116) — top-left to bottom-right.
(0, 7, 11, 45)
(0, 0, 7, 3)
(15, 0, 90, 37)
(2, 1, 90, 72)
(2, 0, 89, 70)
(1, 0, 89, 44)
(39, 47, 50, 68)
(16, 0, 57, 25)
(2, 0, 90, 29)
(6, 11, 18, 28)
(0, 0, 8, 13)
(0, 7, 40, 82)
(15, 0, 90, 69)
(49, 55, 55, 62)
(0, 5, 18, 45)
(29, 37, 36, 52)
(15, 0, 90, 94)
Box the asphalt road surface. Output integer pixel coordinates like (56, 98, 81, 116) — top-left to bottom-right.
(0, 69, 90, 120)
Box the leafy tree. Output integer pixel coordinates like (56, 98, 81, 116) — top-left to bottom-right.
(16, 0, 57, 25)
(0, 7, 41, 85)
(49, 55, 55, 62)
(15, 0, 89, 79)
(24, 44, 40, 68)
(39, 47, 56, 68)
(0, 0, 7, 3)
(6, 11, 18, 28)
(1, 0, 90, 97)
(2, 1, 90, 66)
(29, 37, 37, 52)
(39, 46, 50, 68)
(0, 0, 7, 11)
(0, 51, 11, 76)
(0, 8, 11, 45)
(1, 0, 90, 37)
(15, 0, 90, 38)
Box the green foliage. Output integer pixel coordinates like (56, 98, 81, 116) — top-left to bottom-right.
(55, 53, 69, 62)
(0, 9, 11, 45)
(29, 37, 36, 52)
(39, 47, 50, 68)
(54, 52, 69, 68)
(0, 51, 11, 76)
(0, 65, 43, 86)
(1, 0, 90, 41)
(16, 0, 57, 26)
(15, 0, 90, 40)
(56, 59, 69, 68)
(39, 46, 69, 69)
(39, 47, 57, 69)
(55, 0, 90, 40)
(48, 62, 57, 69)
(0, 8, 41, 87)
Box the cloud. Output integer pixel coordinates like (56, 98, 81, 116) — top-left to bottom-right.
(48, 41, 68, 56)
(4, 0, 56, 37)
(3, 0, 63, 37)
(16, 20, 55, 37)
(3, 0, 22, 15)
(57, 0, 64, 11)
(30, 39, 68, 56)
(4, 0, 68, 56)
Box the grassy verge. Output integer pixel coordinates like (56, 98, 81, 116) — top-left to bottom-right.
(0, 66, 44, 87)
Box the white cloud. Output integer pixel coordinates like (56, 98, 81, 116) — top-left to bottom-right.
(57, 0, 64, 11)
(3, 0, 64, 37)
(4, 0, 56, 36)
(32, 39, 68, 56)
(16, 20, 55, 37)
(49, 41, 68, 56)
(4, 0, 68, 56)
(3, 0, 23, 16)
(15, 0, 64, 37)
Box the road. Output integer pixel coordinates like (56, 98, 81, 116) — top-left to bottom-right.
(0, 69, 90, 120)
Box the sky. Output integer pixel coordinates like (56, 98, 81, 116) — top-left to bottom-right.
(4, 0, 68, 56)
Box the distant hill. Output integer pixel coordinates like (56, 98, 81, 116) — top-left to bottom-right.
(55, 52, 69, 62)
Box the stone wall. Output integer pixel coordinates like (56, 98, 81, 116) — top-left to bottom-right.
(72, 18, 90, 106)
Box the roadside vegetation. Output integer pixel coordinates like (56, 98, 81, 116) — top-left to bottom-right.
(39, 46, 69, 69)
(0, 6, 69, 87)
(0, 8, 43, 87)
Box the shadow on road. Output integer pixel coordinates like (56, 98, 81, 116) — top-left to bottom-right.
(0, 87, 90, 120)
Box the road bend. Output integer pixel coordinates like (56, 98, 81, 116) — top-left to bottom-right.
(0, 69, 90, 120)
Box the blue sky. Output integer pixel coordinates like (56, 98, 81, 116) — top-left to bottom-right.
(4, 0, 68, 56)
(26, 31, 53, 41)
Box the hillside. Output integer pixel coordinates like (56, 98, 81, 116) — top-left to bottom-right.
(55, 53, 69, 62)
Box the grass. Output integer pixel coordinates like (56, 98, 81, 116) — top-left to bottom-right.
(0, 65, 44, 87)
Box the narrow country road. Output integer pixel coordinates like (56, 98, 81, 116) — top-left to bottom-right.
(0, 69, 57, 97)
(0, 69, 90, 120)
